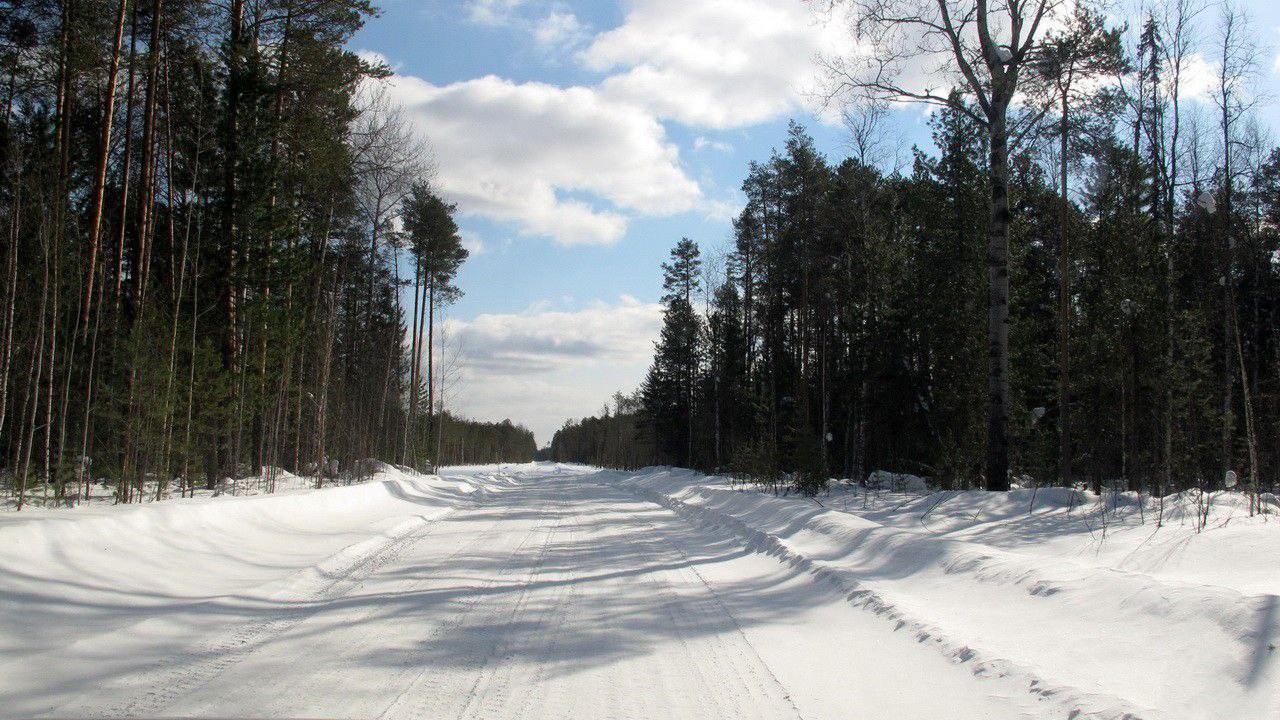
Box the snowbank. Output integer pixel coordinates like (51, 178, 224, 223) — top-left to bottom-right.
(863, 469, 932, 493)
(602, 467, 1280, 720)
(0, 466, 471, 663)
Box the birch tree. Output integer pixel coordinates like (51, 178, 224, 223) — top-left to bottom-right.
(818, 0, 1065, 489)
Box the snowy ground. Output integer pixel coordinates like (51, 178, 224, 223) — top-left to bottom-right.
(3, 465, 378, 510)
(1, 463, 1275, 719)
(620, 468, 1280, 720)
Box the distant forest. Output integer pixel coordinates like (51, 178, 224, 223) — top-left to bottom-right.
(552, 3, 1280, 502)
(435, 414, 536, 468)
(0, 0, 533, 508)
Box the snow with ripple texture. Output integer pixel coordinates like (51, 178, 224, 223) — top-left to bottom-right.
(0, 462, 1275, 719)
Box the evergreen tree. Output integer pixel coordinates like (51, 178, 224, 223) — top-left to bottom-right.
(644, 238, 704, 466)
(560, 97, 1279, 508)
(0, 0, 474, 506)
(402, 183, 468, 467)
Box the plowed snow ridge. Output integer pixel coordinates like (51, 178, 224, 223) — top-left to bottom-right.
(0, 462, 1275, 719)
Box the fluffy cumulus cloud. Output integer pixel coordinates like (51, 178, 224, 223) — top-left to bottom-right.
(459, 230, 487, 255)
(693, 136, 733, 153)
(358, 2, 854, 434)
(382, 73, 702, 245)
(367, 1, 850, 246)
(581, 0, 846, 128)
(441, 297, 662, 443)
(468, 0, 589, 53)
(446, 296, 661, 374)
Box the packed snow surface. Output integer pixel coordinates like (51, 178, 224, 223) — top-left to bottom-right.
(0, 463, 1275, 719)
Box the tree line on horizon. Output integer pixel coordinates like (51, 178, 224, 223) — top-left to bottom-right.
(552, 2, 1279, 505)
(0, 0, 532, 509)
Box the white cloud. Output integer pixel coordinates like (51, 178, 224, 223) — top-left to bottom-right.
(581, 0, 846, 128)
(534, 11, 589, 52)
(469, 1, 588, 54)
(1178, 53, 1218, 103)
(355, 49, 397, 72)
(459, 230, 486, 255)
(468, 0, 527, 26)
(447, 296, 661, 374)
(693, 136, 733, 153)
(442, 297, 662, 443)
(379, 73, 702, 245)
(365, 2, 858, 247)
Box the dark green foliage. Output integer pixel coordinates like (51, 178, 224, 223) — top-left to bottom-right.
(548, 391, 655, 470)
(401, 183, 468, 469)
(0, 0, 471, 505)
(554, 115, 1280, 499)
(642, 239, 704, 466)
(430, 414, 537, 466)
(403, 185, 468, 303)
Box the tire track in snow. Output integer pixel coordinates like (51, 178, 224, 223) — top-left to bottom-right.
(503, 513, 586, 720)
(376, 486, 565, 719)
(632, 511, 805, 720)
(49, 504, 464, 718)
(452, 500, 568, 720)
(458, 479, 802, 720)
(239, 505, 544, 718)
(612, 478, 1152, 720)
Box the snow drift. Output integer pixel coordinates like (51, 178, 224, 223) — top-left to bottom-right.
(0, 467, 470, 666)
(2, 461, 1274, 719)
(601, 467, 1279, 720)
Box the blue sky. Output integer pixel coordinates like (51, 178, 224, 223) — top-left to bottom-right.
(352, 0, 1280, 446)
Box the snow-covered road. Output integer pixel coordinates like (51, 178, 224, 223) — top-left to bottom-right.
(1, 463, 1048, 719)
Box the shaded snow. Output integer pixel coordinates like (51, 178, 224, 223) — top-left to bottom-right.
(0, 462, 1274, 719)
(610, 467, 1280, 720)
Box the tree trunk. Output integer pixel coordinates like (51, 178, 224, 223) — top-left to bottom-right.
(133, 0, 163, 309)
(44, 209, 62, 500)
(221, 0, 245, 483)
(222, 0, 243, 326)
(1219, 85, 1233, 488)
(82, 0, 130, 326)
(426, 272, 435, 464)
(1057, 91, 1071, 487)
(985, 108, 1011, 492)
(315, 278, 337, 487)
(1214, 13, 1245, 489)
(1231, 311, 1260, 513)
(1163, 25, 1184, 500)
(0, 182, 19, 449)
(17, 221, 51, 510)
(160, 53, 192, 496)
(408, 256, 427, 465)
(2, 40, 24, 455)
(78, 263, 105, 500)
(113, 3, 139, 308)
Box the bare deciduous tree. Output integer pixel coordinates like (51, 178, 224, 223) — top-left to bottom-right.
(1211, 1, 1262, 509)
(351, 84, 433, 306)
(817, 0, 1066, 489)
